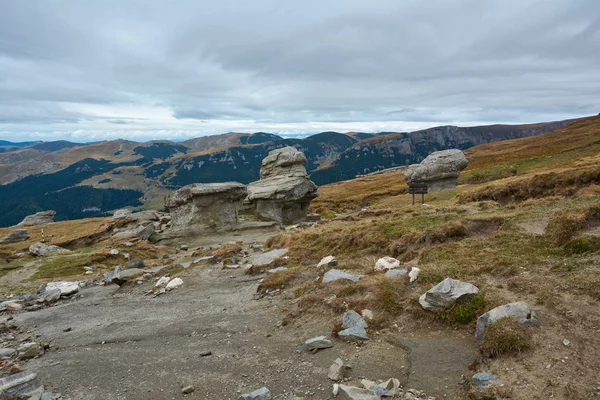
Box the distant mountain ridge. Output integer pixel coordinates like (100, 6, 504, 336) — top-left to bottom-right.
(0, 117, 585, 226)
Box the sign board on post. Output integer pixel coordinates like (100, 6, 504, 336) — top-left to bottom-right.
(408, 183, 428, 205)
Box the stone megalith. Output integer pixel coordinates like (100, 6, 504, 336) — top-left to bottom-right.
(16, 211, 56, 227)
(404, 149, 468, 192)
(246, 147, 318, 223)
(164, 182, 247, 233)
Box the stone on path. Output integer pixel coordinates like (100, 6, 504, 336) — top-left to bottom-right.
(155, 276, 170, 287)
(419, 277, 479, 310)
(317, 255, 338, 268)
(17, 210, 56, 226)
(29, 242, 70, 257)
(476, 301, 537, 343)
(238, 386, 271, 400)
(0, 229, 30, 244)
(322, 269, 363, 284)
(249, 248, 289, 267)
(0, 371, 44, 399)
(328, 358, 345, 381)
(337, 384, 380, 400)
(374, 256, 400, 271)
(338, 310, 368, 340)
(182, 385, 195, 394)
(166, 277, 183, 290)
(305, 336, 334, 352)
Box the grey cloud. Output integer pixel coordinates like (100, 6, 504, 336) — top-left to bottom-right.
(0, 0, 598, 140)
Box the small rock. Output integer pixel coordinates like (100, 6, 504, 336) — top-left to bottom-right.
(182, 385, 195, 394)
(238, 386, 271, 400)
(322, 269, 364, 284)
(408, 267, 420, 283)
(337, 384, 379, 400)
(419, 277, 479, 310)
(472, 372, 500, 389)
(200, 351, 212, 357)
(18, 342, 43, 359)
(374, 256, 400, 271)
(109, 249, 120, 256)
(317, 255, 338, 268)
(305, 336, 334, 352)
(155, 276, 171, 287)
(0, 348, 16, 359)
(328, 358, 345, 381)
(46, 281, 79, 296)
(165, 277, 183, 290)
(384, 269, 408, 278)
(563, 339, 570, 347)
(29, 242, 70, 257)
(361, 309, 374, 320)
(63, 327, 72, 332)
(338, 310, 368, 340)
(125, 258, 145, 269)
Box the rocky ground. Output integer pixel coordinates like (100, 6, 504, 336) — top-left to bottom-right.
(0, 227, 478, 400)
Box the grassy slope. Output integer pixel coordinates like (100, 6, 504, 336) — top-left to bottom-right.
(266, 116, 600, 399)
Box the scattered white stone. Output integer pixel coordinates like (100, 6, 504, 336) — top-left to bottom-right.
(165, 277, 183, 290)
(408, 267, 421, 283)
(374, 256, 400, 271)
(109, 249, 119, 256)
(305, 336, 334, 352)
(317, 255, 338, 268)
(155, 276, 171, 287)
(332, 383, 340, 396)
(361, 309, 374, 320)
(563, 339, 571, 347)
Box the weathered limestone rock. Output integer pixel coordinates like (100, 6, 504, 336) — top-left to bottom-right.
(246, 147, 318, 223)
(112, 209, 133, 219)
(476, 301, 537, 343)
(249, 248, 288, 267)
(328, 358, 345, 381)
(29, 242, 70, 257)
(404, 149, 468, 192)
(46, 281, 79, 296)
(374, 256, 400, 271)
(419, 277, 479, 310)
(16, 210, 56, 226)
(165, 182, 248, 233)
(317, 255, 338, 268)
(0, 229, 30, 244)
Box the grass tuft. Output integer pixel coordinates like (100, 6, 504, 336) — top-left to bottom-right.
(479, 317, 533, 357)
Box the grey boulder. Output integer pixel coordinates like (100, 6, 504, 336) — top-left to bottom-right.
(338, 310, 368, 340)
(29, 242, 70, 257)
(17, 210, 56, 226)
(125, 258, 145, 269)
(249, 248, 288, 267)
(419, 277, 479, 310)
(0, 229, 30, 244)
(404, 149, 468, 192)
(238, 387, 271, 400)
(328, 358, 345, 381)
(476, 301, 537, 343)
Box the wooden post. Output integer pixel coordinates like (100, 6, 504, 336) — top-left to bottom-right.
(408, 183, 429, 206)
(421, 192, 425, 204)
(412, 193, 415, 205)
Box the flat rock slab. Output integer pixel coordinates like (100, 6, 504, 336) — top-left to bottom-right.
(0, 371, 44, 399)
(249, 249, 288, 267)
(323, 269, 364, 284)
(238, 387, 271, 400)
(338, 384, 380, 400)
(385, 269, 408, 278)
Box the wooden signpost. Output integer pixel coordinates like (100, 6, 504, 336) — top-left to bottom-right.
(408, 183, 428, 205)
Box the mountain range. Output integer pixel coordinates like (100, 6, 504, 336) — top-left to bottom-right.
(0, 117, 582, 227)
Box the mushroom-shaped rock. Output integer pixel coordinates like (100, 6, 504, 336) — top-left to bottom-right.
(164, 182, 247, 233)
(246, 147, 318, 223)
(419, 277, 479, 310)
(476, 301, 537, 343)
(404, 149, 468, 192)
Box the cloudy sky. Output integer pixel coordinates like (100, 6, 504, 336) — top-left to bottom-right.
(0, 0, 598, 142)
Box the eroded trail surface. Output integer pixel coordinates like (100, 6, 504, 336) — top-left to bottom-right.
(14, 235, 476, 399)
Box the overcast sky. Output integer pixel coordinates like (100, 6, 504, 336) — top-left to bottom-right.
(0, 0, 599, 142)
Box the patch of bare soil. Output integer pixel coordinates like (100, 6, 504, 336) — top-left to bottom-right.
(518, 219, 549, 235)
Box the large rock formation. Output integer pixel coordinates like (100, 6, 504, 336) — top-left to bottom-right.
(0, 229, 30, 244)
(246, 147, 318, 223)
(404, 149, 468, 192)
(164, 182, 248, 233)
(16, 210, 56, 227)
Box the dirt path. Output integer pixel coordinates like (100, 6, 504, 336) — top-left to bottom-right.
(13, 235, 477, 399)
